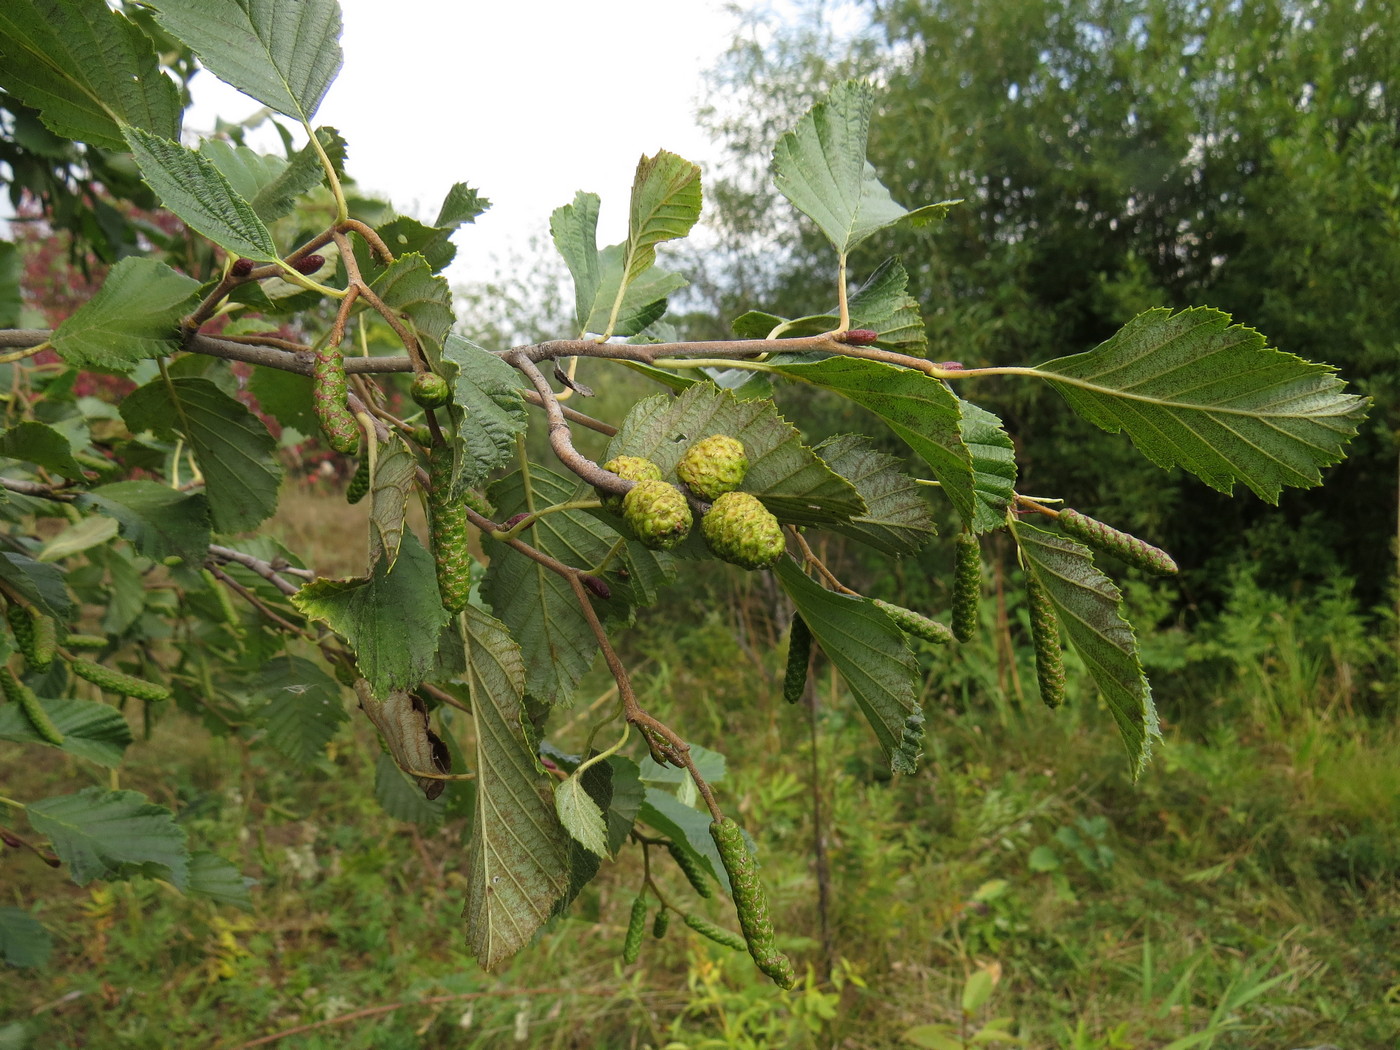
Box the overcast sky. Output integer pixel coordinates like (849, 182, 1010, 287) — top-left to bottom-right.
(189, 0, 745, 285)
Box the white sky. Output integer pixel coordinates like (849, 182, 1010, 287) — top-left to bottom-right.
(189, 0, 745, 286)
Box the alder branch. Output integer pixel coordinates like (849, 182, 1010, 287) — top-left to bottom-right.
(506, 351, 621, 493)
(207, 545, 308, 595)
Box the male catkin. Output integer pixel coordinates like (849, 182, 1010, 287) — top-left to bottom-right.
(622, 896, 648, 964)
(345, 456, 370, 504)
(873, 600, 955, 645)
(1, 668, 63, 745)
(70, 659, 171, 702)
(1057, 509, 1178, 575)
(427, 446, 472, 613)
(952, 532, 981, 642)
(681, 913, 747, 953)
(312, 346, 359, 454)
(783, 615, 812, 704)
(665, 841, 713, 898)
(1026, 576, 1066, 709)
(709, 817, 797, 989)
(8, 604, 55, 671)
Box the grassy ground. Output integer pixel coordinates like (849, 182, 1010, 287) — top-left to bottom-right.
(2, 484, 1397, 1049)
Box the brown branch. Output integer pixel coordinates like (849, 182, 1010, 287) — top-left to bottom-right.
(337, 217, 394, 264)
(0, 477, 75, 500)
(521, 390, 618, 437)
(506, 352, 619, 492)
(208, 545, 306, 596)
(207, 565, 308, 636)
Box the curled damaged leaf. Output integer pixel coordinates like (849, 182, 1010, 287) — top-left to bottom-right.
(355, 680, 450, 800)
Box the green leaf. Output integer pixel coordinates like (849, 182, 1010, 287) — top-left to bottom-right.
(1034, 307, 1370, 503)
(123, 126, 279, 260)
(139, 0, 343, 122)
(0, 0, 181, 151)
(605, 383, 866, 527)
(292, 532, 449, 697)
(367, 435, 416, 567)
(121, 377, 282, 533)
(765, 356, 992, 529)
(438, 335, 527, 488)
(957, 399, 1018, 531)
(0, 421, 88, 480)
(187, 851, 254, 910)
(199, 135, 334, 224)
(371, 253, 454, 367)
(435, 182, 490, 228)
(812, 434, 937, 556)
(902, 1025, 964, 1050)
(250, 655, 348, 765)
(550, 191, 603, 334)
(847, 258, 927, 356)
(603, 756, 645, 857)
(962, 968, 997, 1013)
(548, 756, 613, 918)
(50, 257, 199, 373)
(554, 772, 609, 857)
(0, 908, 51, 968)
(636, 786, 729, 895)
(246, 367, 317, 434)
(585, 244, 686, 337)
(37, 516, 119, 562)
(771, 80, 958, 254)
(618, 150, 702, 303)
(1010, 519, 1159, 778)
(76, 482, 212, 564)
(0, 696, 132, 767)
(776, 557, 924, 774)
(26, 787, 189, 888)
(0, 554, 71, 620)
(482, 465, 647, 706)
(461, 606, 571, 970)
(374, 752, 446, 825)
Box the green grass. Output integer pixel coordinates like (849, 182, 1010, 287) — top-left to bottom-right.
(3, 487, 1398, 1049)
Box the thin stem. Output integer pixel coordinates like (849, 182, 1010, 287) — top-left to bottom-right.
(836, 250, 850, 331)
(506, 352, 621, 492)
(304, 120, 348, 223)
(0, 341, 51, 365)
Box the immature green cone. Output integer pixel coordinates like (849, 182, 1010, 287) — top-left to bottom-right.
(622, 896, 648, 964)
(622, 479, 692, 550)
(313, 346, 359, 454)
(701, 492, 785, 570)
(873, 600, 956, 646)
(599, 456, 663, 513)
(952, 532, 981, 642)
(783, 614, 812, 704)
(1026, 576, 1067, 709)
(428, 447, 472, 613)
(677, 435, 749, 501)
(410, 371, 451, 409)
(710, 817, 797, 989)
(70, 659, 170, 702)
(652, 909, 671, 939)
(1058, 509, 1179, 576)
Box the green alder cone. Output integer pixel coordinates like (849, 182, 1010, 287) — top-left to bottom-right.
(69, 658, 171, 702)
(622, 479, 692, 551)
(346, 456, 370, 504)
(1, 668, 63, 745)
(873, 600, 955, 646)
(710, 817, 797, 989)
(666, 841, 714, 898)
(701, 492, 785, 570)
(952, 532, 981, 642)
(622, 896, 648, 964)
(1057, 508, 1179, 576)
(410, 371, 452, 409)
(1026, 576, 1067, 709)
(428, 447, 472, 613)
(783, 614, 812, 704)
(677, 434, 749, 500)
(599, 455, 663, 513)
(312, 347, 359, 454)
(682, 913, 747, 953)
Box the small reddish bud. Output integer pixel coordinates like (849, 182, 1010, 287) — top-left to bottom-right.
(502, 512, 531, 530)
(840, 329, 879, 345)
(934, 361, 965, 371)
(581, 574, 612, 600)
(291, 253, 326, 275)
(230, 258, 255, 277)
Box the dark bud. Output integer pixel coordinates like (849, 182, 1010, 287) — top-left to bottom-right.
(230, 258, 255, 278)
(840, 329, 879, 345)
(934, 361, 965, 370)
(291, 253, 326, 275)
(581, 574, 612, 600)
(502, 512, 531, 530)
